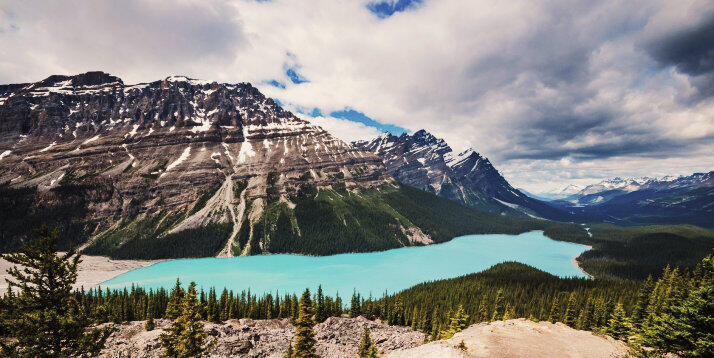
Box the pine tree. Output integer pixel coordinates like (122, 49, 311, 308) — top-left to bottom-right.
(0, 227, 110, 357)
(563, 292, 578, 327)
(160, 282, 207, 358)
(630, 276, 653, 329)
(491, 289, 504, 321)
(315, 285, 327, 323)
(605, 303, 630, 340)
(358, 327, 378, 358)
(350, 291, 361, 318)
(640, 257, 713, 356)
(547, 295, 560, 323)
(292, 288, 318, 358)
(440, 305, 469, 339)
(165, 279, 184, 320)
(145, 312, 156, 331)
(290, 294, 300, 325)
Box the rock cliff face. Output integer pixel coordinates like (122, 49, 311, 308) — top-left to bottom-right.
(354, 131, 569, 220)
(0, 72, 389, 255)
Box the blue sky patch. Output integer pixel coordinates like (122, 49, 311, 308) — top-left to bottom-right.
(330, 109, 407, 135)
(267, 79, 286, 89)
(367, 0, 422, 18)
(286, 68, 308, 84)
(309, 108, 323, 117)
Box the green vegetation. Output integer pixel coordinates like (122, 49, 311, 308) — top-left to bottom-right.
(110, 223, 233, 259)
(0, 181, 99, 252)
(0, 227, 110, 356)
(578, 224, 714, 280)
(2, 237, 710, 357)
(188, 184, 221, 216)
(84, 211, 232, 259)
(5, 177, 711, 281)
(358, 327, 378, 358)
(233, 178, 248, 199)
(160, 282, 207, 357)
(288, 289, 319, 358)
(244, 183, 588, 257)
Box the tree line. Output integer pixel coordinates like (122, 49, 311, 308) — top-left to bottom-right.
(1, 228, 711, 357)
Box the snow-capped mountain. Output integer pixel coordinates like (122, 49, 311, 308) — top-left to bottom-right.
(0, 71, 400, 256)
(558, 184, 585, 196)
(577, 177, 656, 196)
(549, 172, 714, 228)
(353, 130, 569, 220)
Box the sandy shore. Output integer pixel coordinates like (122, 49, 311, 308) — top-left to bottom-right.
(573, 245, 594, 279)
(0, 253, 163, 295)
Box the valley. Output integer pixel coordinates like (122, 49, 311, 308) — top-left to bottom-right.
(1, 72, 712, 358)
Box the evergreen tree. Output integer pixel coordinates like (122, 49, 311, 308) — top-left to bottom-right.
(491, 289, 504, 321)
(640, 256, 713, 356)
(438, 305, 469, 340)
(630, 276, 653, 329)
(145, 312, 156, 331)
(563, 292, 578, 327)
(160, 282, 207, 358)
(605, 303, 630, 340)
(165, 279, 184, 320)
(350, 291, 361, 318)
(292, 289, 318, 358)
(547, 295, 560, 323)
(315, 285, 327, 323)
(0, 227, 110, 357)
(358, 327, 378, 358)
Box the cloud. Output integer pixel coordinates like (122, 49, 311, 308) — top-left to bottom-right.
(306, 115, 382, 143)
(0, 0, 246, 83)
(1, 0, 713, 191)
(643, 12, 714, 99)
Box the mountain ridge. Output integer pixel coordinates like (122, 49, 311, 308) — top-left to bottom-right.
(353, 130, 570, 220)
(0, 72, 583, 259)
(549, 172, 714, 228)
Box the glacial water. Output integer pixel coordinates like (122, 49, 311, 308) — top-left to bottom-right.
(100, 231, 589, 297)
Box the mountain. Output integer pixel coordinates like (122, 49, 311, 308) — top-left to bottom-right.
(0, 72, 578, 259)
(550, 172, 714, 228)
(353, 130, 570, 220)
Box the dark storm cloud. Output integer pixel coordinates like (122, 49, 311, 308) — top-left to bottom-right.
(646, 15, 714, 76)
(645, 14, 714, 99)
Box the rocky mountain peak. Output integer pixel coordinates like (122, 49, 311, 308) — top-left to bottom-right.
(354, 129, 568, 220)
(0, 72, 390, 255)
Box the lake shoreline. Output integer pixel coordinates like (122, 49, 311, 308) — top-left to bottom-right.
(0, 254, 163, 295)
(99, 231, 590, 297)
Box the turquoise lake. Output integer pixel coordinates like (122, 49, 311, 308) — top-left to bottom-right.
(101, 231, 589, 297)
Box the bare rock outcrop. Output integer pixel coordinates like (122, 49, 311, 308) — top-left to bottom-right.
(98, 316, 425, 358)
(385, 318, 629, 358)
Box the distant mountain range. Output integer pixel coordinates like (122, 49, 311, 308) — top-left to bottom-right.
(548, 173, 714, 228)
(353, 130, 570, 220)
(0, 71, 710, 260)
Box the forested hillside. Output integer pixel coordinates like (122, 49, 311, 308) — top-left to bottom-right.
(576, 224, 714, 280)
(82, 182, 590, 259)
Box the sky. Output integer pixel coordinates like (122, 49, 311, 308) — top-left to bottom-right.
(0, 0, 713, 192)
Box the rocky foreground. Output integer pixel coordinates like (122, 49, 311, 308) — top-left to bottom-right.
(99, 317, 628, 358)
(100, 316, 424, 358)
